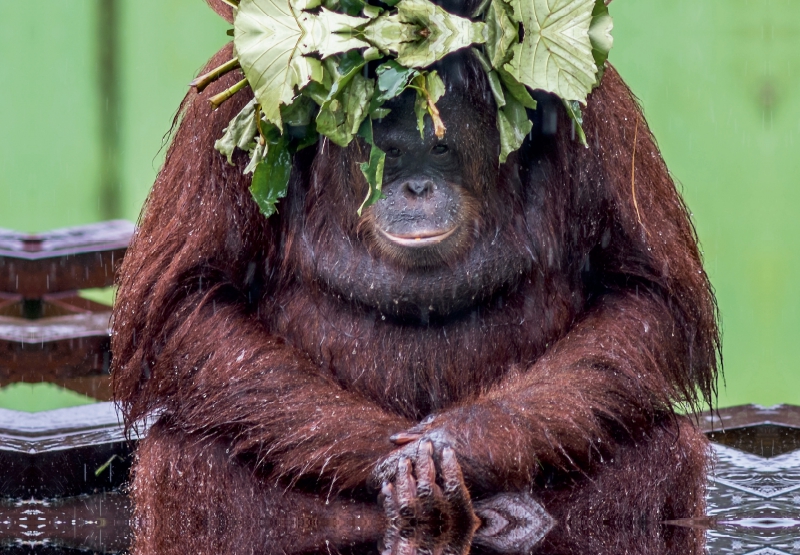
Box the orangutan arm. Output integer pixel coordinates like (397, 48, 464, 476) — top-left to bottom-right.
(377, 291, 685, 492)
(119, 285, 411, 492)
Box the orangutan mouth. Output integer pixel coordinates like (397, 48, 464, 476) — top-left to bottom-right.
(379, 226, 457, 247)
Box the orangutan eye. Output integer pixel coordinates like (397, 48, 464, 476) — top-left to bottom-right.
(386, 147, 402, 158)
(431, 144, 449, 155)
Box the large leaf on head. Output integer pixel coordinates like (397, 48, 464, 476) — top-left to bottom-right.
(297, 8, 374, 58)
(502, 0, 598, 104)
(362, 0, 486, 68)
(234, 0, 370, 128)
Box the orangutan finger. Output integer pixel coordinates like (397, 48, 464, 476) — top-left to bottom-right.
(440, 447, 478, 529)
(395, 458, 419, 520)
(440, 447, 466, 497)
(390, 432, 424, 445)
(414, 440, 442, 515)
(414, 441, 435, 487)
(381, 481, 400, 519)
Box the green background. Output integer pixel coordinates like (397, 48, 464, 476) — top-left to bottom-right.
(0, 0, 798, 411)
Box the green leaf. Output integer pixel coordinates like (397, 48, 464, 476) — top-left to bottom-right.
(368, 60, 419, 128)
(471, 48, 507, 108)
(410, 71, 446, 138)
(244, 121, 282, 174)
(562, 98, 587, 146)
(316, 72, 375, 146)
(244, 142, 266, 174)
(333, 49, 367, 79)
(496, 67, 537, 109)
(291, 126, 321, 151)
(374, 60, 419, 105)
(497, 90, 532, 163)
(313, 52, 374, 145)
(281, 94, 316, 126)
(294, 0, 323, 10)
(339, 0, 365, 16)
(413, 82, 427, 139)
(233, 0, 370, 128)
(304, 81, 332, 105)
(484, 0, 517, 68)
(362, 4, 383, 18)
(426, 70, 445, 102)
(284, 110, 320, 151)
(358, 145, 386, 214)
(426, 71, 446, 137)
(249, 130, 292, 218)
(362, 0, 486, 68)
(297, 8, 374, 59)
(322, 51, 369, 105)
(486, 70, 506, 108)
(357, 118, 386, 215)
(589, 0, 613, 83)
(214, 99, 259, 164)
(502, 0, 600, 105)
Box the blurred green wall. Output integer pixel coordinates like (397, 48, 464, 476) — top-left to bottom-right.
(612, 0, 800, 407)
(0, 0, 798, 409)
(0, 0, 228, 231)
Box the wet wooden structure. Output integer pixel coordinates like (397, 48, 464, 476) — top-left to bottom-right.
(0, 221, 133, 400)
(0, 222, 134, 553)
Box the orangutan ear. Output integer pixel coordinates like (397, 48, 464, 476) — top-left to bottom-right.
(205, 0, 234, 23)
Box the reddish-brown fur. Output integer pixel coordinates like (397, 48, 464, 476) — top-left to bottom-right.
(112, 23, 719, 553)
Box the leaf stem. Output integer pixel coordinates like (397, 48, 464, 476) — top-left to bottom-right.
(254, 104, 266, 145)
(209, 78, 248, 109)
(191, 57, 240, 92)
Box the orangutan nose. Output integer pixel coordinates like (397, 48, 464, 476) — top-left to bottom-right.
(404, 179, 434, 198)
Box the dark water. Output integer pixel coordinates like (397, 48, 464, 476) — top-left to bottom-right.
(1, 418, 799, 554)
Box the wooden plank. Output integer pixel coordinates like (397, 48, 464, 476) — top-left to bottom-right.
(0, 221, 134, 296)
(700, 404, 800, 433)
(0, 313, 111, 385)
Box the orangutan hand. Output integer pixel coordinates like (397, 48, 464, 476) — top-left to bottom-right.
(378, 441, 479, 555)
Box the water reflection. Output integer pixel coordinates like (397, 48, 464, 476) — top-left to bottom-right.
(706, 443, 800, 554)
(1, 408, 798, 554)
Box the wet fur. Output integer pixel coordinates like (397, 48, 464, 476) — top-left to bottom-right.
(112, 24, 719, 553)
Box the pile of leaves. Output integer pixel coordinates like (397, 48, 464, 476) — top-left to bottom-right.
(195, 0, 613, 217)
